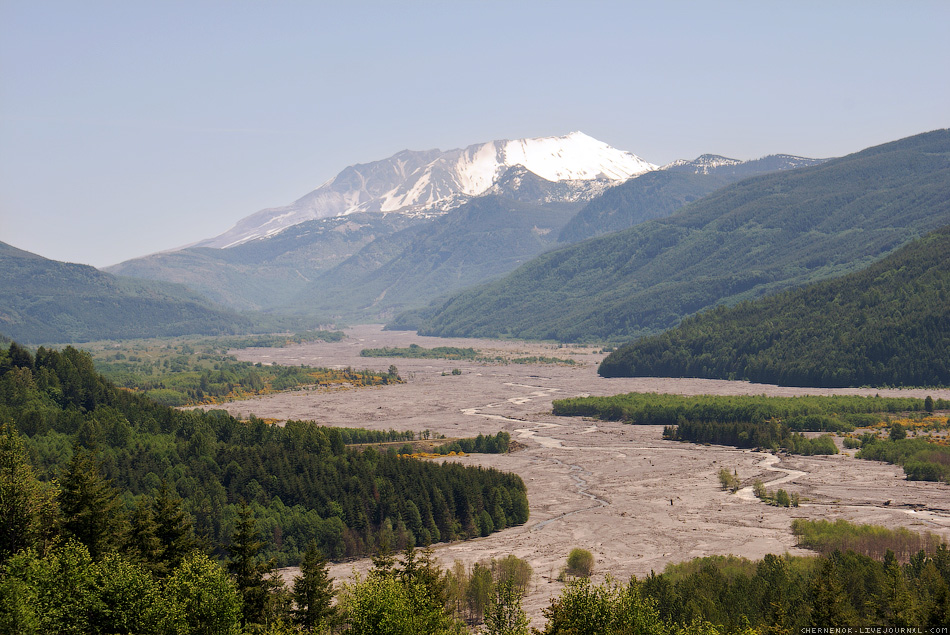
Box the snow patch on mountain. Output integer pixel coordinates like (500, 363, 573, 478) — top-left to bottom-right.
(196, 132, 656, 249)
(661, 154, 744, 174)
(662, 153, 827, 176)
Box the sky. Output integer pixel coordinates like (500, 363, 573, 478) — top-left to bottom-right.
(1, 1, 948, 268)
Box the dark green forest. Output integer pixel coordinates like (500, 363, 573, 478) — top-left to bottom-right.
(0, 241, 252, 344)
(0, 342, 529, 568)
(599, 226, 950, 387)
(399, 129, 950, 342)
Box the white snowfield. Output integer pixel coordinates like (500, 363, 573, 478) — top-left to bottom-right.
(197, 131, 657, 249)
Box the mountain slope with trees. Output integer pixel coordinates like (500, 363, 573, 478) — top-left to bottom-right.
(398, 129, 950, 342)
(598, 225, 950, 387)
(557, 154, 825, 243)
(107, 212, 423, 311)
(284, 195, 583, 320)
(0, 242, 251, 344)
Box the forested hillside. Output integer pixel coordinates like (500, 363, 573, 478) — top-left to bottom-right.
(399, 129, 950, 342)
(0, 342, 528, 567)
(284, 195, 583, 320)
(557, 153, 825, 243)
(555, 170, 740, 243)
(599, 226, 950, 387)
(107, 212, 423, 311)
(0, 242, 251, 344)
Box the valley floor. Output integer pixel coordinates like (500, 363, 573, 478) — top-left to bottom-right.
(199, 324, 950, 627)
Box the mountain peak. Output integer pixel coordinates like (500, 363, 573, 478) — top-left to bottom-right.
(495, 132, 655, 182)
(196, 132, 656, 249)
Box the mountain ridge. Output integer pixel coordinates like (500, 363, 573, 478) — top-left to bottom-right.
(194, 131, 656, 249)
(598, 225, 950, 387)
(110, 142, 823, 317)
(396, 129, 950, 343)
(0, 241, 250, 344)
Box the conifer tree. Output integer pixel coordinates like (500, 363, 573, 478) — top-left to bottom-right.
(293, 541, 337, 631)
(370, 538, 396, 577)
(0, 424, 58, 562)
(128, 496, 165, 576)
(227, 499, 283, 628)
(59, 446, 125, 561)
(809, 557, 858, 627)
(152, 482, 200, 571)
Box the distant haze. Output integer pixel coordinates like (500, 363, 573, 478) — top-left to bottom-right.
(1, 1, 948, 267)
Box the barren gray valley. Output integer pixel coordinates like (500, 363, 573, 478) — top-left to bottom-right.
(188, 325, 950, 625)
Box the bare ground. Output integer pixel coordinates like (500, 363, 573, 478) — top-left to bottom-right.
(199, 324, 950, 626)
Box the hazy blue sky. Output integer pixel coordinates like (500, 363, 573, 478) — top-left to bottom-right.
(2, 1, 948, 267)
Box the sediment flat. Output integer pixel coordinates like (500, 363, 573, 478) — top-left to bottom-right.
(200, 324, 950, 625)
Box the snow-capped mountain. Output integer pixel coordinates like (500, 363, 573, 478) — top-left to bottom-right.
(195, 132, 656, 249)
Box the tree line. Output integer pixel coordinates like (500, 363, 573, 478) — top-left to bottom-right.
(599, 226, 950, 388)
(663, 420, 839, 455)
(0, 342, 528, 566)
(434, 432, 511, 455)
(857, 436, 950, 483)
(552, 392, 941, 428)
(552, 392, 950, 456)
(6, 405, 950, 631)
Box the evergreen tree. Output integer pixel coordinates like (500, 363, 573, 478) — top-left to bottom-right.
(59, 446, 125, 561)
(128, 496, 165, 576)
(876, 554, 920, 626)
(227, 500, 283, 628)
(809, 557, 858, 627)
(370, 538, 397, 578)
(293, 541, 337, 631)
(152, 482, 200, 571)
(0, 424, 58, 562)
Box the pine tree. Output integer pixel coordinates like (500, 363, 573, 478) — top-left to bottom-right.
(152, 481, 200, 571)
(293, 541, 336, 631)
(809, 557, 858, 627)
(127, 496, 165, 576)
(59, 446, 125, 561)
(0, 424, 59, 562)
(227, 500, 283, 628)
(370, 538, 396, 577)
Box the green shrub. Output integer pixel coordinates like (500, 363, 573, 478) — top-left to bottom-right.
(717, 468, 740, 492)
(565, 548, 594, 578)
